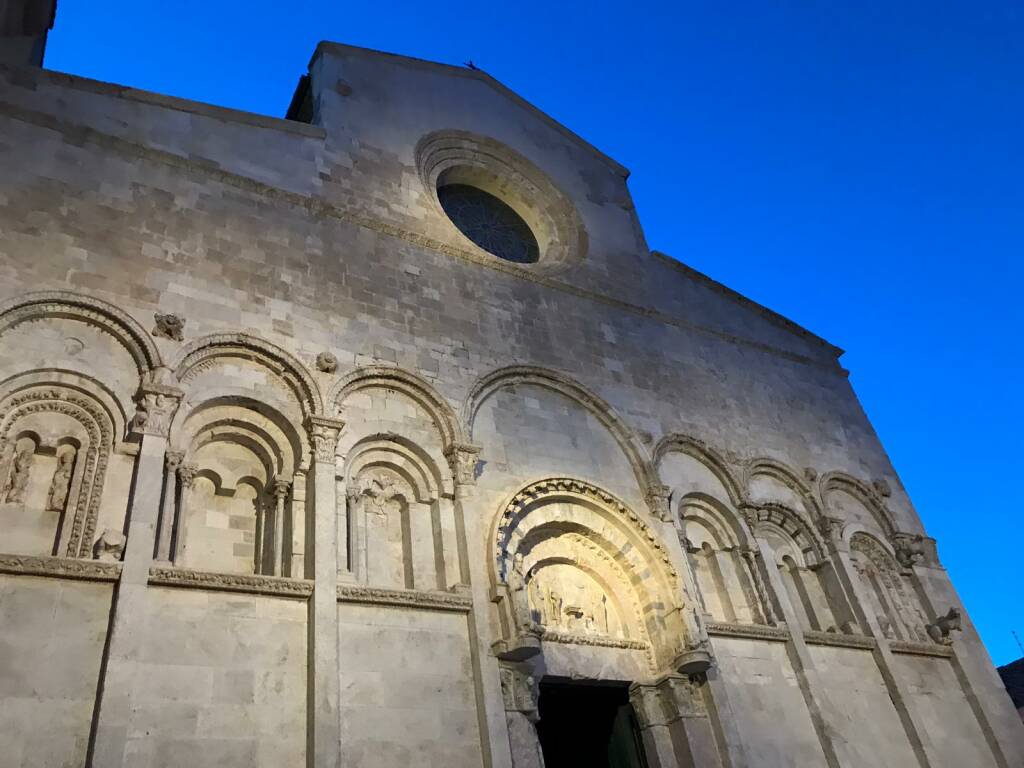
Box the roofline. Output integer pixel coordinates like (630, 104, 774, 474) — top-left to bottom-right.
(652, 251, 845, 358)
(310, 41, 630, 178)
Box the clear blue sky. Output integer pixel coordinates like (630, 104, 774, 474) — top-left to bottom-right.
(46, 2, 1022, 665)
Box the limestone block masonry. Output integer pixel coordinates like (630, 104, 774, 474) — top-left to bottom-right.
(0, 38, 1021, 768)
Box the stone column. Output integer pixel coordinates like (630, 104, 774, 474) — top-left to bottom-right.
(173, 462, 198, 564)
(818, 520, 933, 768)
(155, 450, 183, 562)
(446, 442, 514, 768)
(306, 416, 345, 768)
(271, 478, 291, 577)
(89, 382, 182, 767)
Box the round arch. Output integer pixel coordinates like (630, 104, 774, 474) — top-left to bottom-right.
(172, 332, 323, 417)
(654, 433, 744, 507)
(0, 290, 162, 376)
(466, 365, 657, 493)
(820, 472, 897, 540)
(330, 365, 465, 452)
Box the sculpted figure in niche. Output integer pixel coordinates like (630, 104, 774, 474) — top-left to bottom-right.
(509, 553, 535, 631)
(4, 442, 35, 504)
(46, 449, 76, 512)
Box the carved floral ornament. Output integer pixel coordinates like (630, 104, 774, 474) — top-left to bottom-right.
(445, 442, 481, 486)
(306, 415, 345, 463)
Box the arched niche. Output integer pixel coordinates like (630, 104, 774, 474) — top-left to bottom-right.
(745, 458, 820, 521)
(0, 376, 119, 558)
(342, 434, 460, 591)
(849, 532, 930, 642)
(679, 494, 763, 626)
(467, 366, 654, 508)
(166, 397, 305, 576)
(750, 506, 848, 634)
(492, 478, 690, 678)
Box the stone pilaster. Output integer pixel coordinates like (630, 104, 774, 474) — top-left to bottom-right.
(499, 663, 544, 768)
(819, 525, 934, 768)
(446, 442, 514, 768)
(629, 673, 723, 768)
(305, 415, 345, 768)
(749, 534, 848, 768)
(88, 382, 182, 766)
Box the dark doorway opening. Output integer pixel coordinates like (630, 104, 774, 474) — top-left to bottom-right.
(536, 678, 648, 768)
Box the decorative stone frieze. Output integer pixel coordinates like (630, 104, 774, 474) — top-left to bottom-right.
(705, 621, 790, 642)
(0, 553, 122, 582)
(336, 584, 473, 612)
(802, 630, 876, 650)
(541, 629, 648, 651)
(148, 566, 314, 597)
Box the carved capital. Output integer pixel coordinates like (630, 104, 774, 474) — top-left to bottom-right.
(872, 478, 892, 498)
(739, 503, 760, 531)
(628, 684, 665, 729)
(165, 450, 185, 472)
(499, 664, 540, 721)
(445, 442, 481, 486)
(816, 515, 846, 549)
(272, 478, 291, 500)
(662, 673, 707, 717)
(306, 415, 345, 464)
(132, 384, 182, 438)
(645, 483, 673, 523)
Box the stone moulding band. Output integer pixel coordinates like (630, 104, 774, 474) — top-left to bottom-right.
(542, 629, 649, 651)
(705, 621, 790, 643)
(336, 584, 473, 612)
(889, 640, 954, 658)
(803, 630, 877, 651)
(148, 566, 314, 598)
(0, 553, 122, 582)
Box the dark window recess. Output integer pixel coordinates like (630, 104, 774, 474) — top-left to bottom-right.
(438, 184, 540, 264)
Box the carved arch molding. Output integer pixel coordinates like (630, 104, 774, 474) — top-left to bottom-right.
(492, 477, 701, 675)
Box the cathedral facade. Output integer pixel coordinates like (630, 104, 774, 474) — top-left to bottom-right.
(0, 32, 1021, 768)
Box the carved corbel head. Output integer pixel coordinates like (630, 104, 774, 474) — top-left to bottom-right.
(645, 483, 673, 523)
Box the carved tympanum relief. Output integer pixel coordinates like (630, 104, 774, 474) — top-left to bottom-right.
(850, 532, 931, 643)
(494, 478, 694, 674)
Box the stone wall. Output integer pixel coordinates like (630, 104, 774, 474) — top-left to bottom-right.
(0, 40, 1021, 768)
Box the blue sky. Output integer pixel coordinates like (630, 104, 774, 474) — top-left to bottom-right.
(47, 2, 1022, 664)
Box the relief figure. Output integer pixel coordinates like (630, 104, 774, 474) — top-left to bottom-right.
(46, 449, 76, 512)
